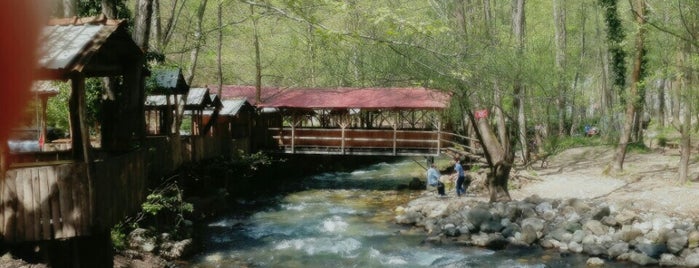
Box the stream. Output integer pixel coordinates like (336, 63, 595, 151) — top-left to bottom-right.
(184, 158, 607, 267)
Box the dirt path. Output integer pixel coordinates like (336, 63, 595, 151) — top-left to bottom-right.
(509, 146, 699, 219)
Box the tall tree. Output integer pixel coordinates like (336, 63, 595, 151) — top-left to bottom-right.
(133, 0, 154, 51)
(613, 0, 646, 171)
(512, 0, 528, 163)
(185, 0, 208, 85)
(553, 0, 567, 136)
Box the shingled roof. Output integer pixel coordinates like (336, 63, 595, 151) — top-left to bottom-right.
(37, 16, 143, 79)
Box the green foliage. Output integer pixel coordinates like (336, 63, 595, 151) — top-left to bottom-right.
(141, 182, 193, 218)
(110, 222, 129, 251)
(78, 0, 132, 20)
(46, 83, 71, 130)
(542, 135, 606, 155)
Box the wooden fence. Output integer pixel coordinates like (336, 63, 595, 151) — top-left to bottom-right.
(0, 151, 146, 243)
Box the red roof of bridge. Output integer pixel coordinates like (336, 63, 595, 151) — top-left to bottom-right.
(259, 87, 450, 110)
(210, 85, 283, 106)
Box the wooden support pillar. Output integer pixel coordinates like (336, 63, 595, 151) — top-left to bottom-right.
(69, 73, 90, 161)
(392, 112, 398, 156)
(341, 125, 346, 155)
(436, 117, 442, 155)
(39, 95, 49, 151)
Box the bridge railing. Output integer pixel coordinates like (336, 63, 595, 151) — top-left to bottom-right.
(269, 127, 444, 156)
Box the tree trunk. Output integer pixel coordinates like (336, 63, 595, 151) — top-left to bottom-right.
(186, 0, 208, 86)
(613, 0, 645, 172)
(101, 0, 117, 19)
(133, 0, 154, 52)
(512, 0, 528, 163)
(553, 0, 567, 136)
(252, 5, 262, 103)
(217, 1, 223, 95)
(470, 111, 512, 203)
(162, 0, 184, 50)
(151, 0, 162, 52)
(62, 0, 76, 17)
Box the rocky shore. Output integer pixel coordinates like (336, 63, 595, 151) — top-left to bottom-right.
(395, 192, 699, 267)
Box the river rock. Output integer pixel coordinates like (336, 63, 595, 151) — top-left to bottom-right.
(443, 223, 461, 237)
(628, 252, 659, 266)
(561, 221, 582, 233)
(521, 217, 545, 233)
(607, 242, 629, 258)
(471, 233, 508, 250)
(568, 241, 583, 253)
(501, 223, 520, 238)
(535, 202, 552, 214)
(128, 228, 157, 253)
(586, 257, 605, 266)
(480, 219, 504, 233)
(615, 209, 638, 225)
(635, 243, 668, 259)
(523, 194, 544, 204)
(395, 211, 423, 224)
(652, 214, 675, 232)
(660, 253, 685, 267)
(583, 220, 608, 236)
(520, 224, 539, 245)
(467, 207, 492, 230)
(689, 231, 699, 248)
(572, 230, 586, 243)
(159, 238, 193, 260)
(667, 231, 689, 254)
(582, 242, 606, 256)
(616, 225, 643, 242)
(591, 206, 610, 221)
(549, 228, 572, 243)
(601, 216, 618, 227)
(426, 203, 449, 218)
(685, 253, 699, 267)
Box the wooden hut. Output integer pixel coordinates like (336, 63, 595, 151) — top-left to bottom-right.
(0, 16, 147, 246)
(203, 98, 255, 153)
(145, 68, 189, 136)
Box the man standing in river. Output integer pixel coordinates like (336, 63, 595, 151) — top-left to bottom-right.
(427, 163, 445, 196)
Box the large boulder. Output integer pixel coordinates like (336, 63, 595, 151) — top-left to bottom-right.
(666, 231, 689, 254)
(635, 243, 668, 259)
(128, 228, 157, 253)
(628, 252, 659, 266)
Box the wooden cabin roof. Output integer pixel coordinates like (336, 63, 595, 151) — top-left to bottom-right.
(37, 16, 143, 79)
(144, 94, 182, 107)
(218, 99, 251, 116)
(185, 88, 212, 108)
(258, 87, 451, 110)
(31, 81, 59, 96)
(151, 68, 189, 94)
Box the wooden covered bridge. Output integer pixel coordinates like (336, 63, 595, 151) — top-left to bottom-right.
(217, 86, 474, 157)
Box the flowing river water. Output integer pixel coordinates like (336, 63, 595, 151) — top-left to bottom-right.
(184, 158, 618, 267)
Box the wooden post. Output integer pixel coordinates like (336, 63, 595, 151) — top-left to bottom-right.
(341, 125, 346, 155)
(290, 115, 296, 154)
(40, 95, 48, 151)
(436, 117, 442, 155)
(69, 73, 89, 161)
(392, 112, 398, 156)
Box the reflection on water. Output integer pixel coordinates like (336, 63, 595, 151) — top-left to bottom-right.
(185, 158, 623, 267)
